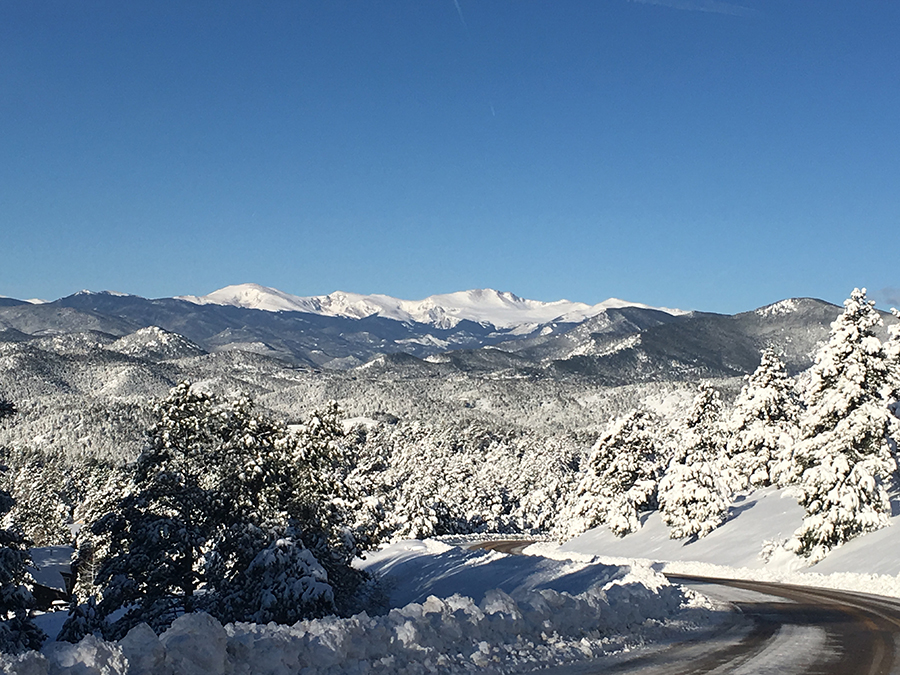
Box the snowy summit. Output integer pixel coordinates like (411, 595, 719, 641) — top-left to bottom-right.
(178, 283, 685, 330)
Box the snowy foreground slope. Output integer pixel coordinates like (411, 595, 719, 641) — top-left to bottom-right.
(16, 491, 900, 673)
(546, 485, 900, 597)
(11, 542, 713, 675)
(12, 494, 900, 674)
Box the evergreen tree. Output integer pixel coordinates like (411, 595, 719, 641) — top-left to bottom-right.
(788, 289, 898, 559)
(563, 410, 665, 539)
(391, 475, 452, 540)
(658, 382, 730, 539)
(87, 383, 363, 638)
(883, 308, 900, 420)
(0, 399, 45, 653)
(217, 534, 334, 625)
(68, 464, 131, 600)
(5, 461, 72, 547)
(726, 350, 801, 489)
(283, 401, 367, 615)
(56, 595, 103, 644)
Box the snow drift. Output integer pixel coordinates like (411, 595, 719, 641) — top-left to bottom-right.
(10, 541, 705, 675)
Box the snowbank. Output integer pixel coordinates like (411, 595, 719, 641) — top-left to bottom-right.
(6, 540, 707, 674)
(557, 487, 805, 571)
(541, 486, 900, 600)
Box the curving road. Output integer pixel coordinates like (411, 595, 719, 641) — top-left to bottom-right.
(471, 540, 900, 674)
(636, 575, 900, 675)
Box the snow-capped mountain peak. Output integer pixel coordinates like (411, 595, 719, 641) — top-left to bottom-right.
(178, 283, 319, 313)
(755, 299, 799, 318)
(75, 289, 132, 297)
(177, 284, 683, 330)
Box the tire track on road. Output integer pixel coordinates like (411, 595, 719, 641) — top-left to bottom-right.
(472, 541, 900, 673)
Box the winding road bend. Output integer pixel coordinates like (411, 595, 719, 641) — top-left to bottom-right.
(472, 541, 900, 674)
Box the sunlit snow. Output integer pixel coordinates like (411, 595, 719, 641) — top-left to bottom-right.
(177, 283, 686, 329)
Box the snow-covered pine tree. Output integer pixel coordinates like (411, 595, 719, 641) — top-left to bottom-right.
(88, 383, 222, 638)
(0, 489, 45, 653)
(658, 382, 730, 539)
(217, 534, 334, 625)
(562, 409, 665, 539)
(55, 595, 103, 644)
(290, 402, 359, 547)
(68, 464, 131, 600)
(88, 383, 363, 638)
(340, 422, 395, 546)
(511, 436, 579, 534)
(391, 475, 452, 540)
(285, 401, 368, 616)
(0, 399, 45, 653)
(726, 349, 801, 489)
(788, 288, 898, 559)
(4, 459, 72, 547)
(884, 308, 900, 420)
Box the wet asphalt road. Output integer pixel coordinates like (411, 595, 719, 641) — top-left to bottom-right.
(471, 540, 900, 674)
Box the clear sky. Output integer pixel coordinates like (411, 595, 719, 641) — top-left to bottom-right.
(2, 1, 899, 313)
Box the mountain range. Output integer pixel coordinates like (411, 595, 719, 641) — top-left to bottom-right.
(0, 284, 886, 382)
(175, 284, 686, 330)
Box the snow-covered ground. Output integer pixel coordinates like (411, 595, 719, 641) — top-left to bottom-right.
(536, 485, 900, 598)
(15, 487, 900, 673)
(14, 540, 714, 675)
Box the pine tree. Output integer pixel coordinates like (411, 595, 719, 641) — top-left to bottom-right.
(88, 383, 275, 637)
(56, 595, 103, 643)
(726, 349, 801, 489)
(883, 308, 900, 420)
(563, 410, 665, 539)
(788, 289, 898, 559)
(0, 490, 45, 653)
(0, 398, 45, 653)
(216, 533, 334, 625)
(283, 401, 367, 615)
(87, 384, 365, 637)
(658, 382, 730, 539)
(69, 464, 131, 600)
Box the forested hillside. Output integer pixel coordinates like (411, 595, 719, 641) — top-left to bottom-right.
(0, 289, 899, 651)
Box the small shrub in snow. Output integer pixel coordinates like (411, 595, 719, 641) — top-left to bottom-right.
(758, 538, 788, 563)
(56, 596, 104, 644)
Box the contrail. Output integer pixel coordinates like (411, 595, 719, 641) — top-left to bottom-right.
(630, 0, 754, 17)
(453, 0, 469, 31)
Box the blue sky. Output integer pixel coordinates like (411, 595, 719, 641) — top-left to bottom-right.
(2, 1, 899, 313)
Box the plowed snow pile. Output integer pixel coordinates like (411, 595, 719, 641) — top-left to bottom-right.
(9, 540, 713, 674)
